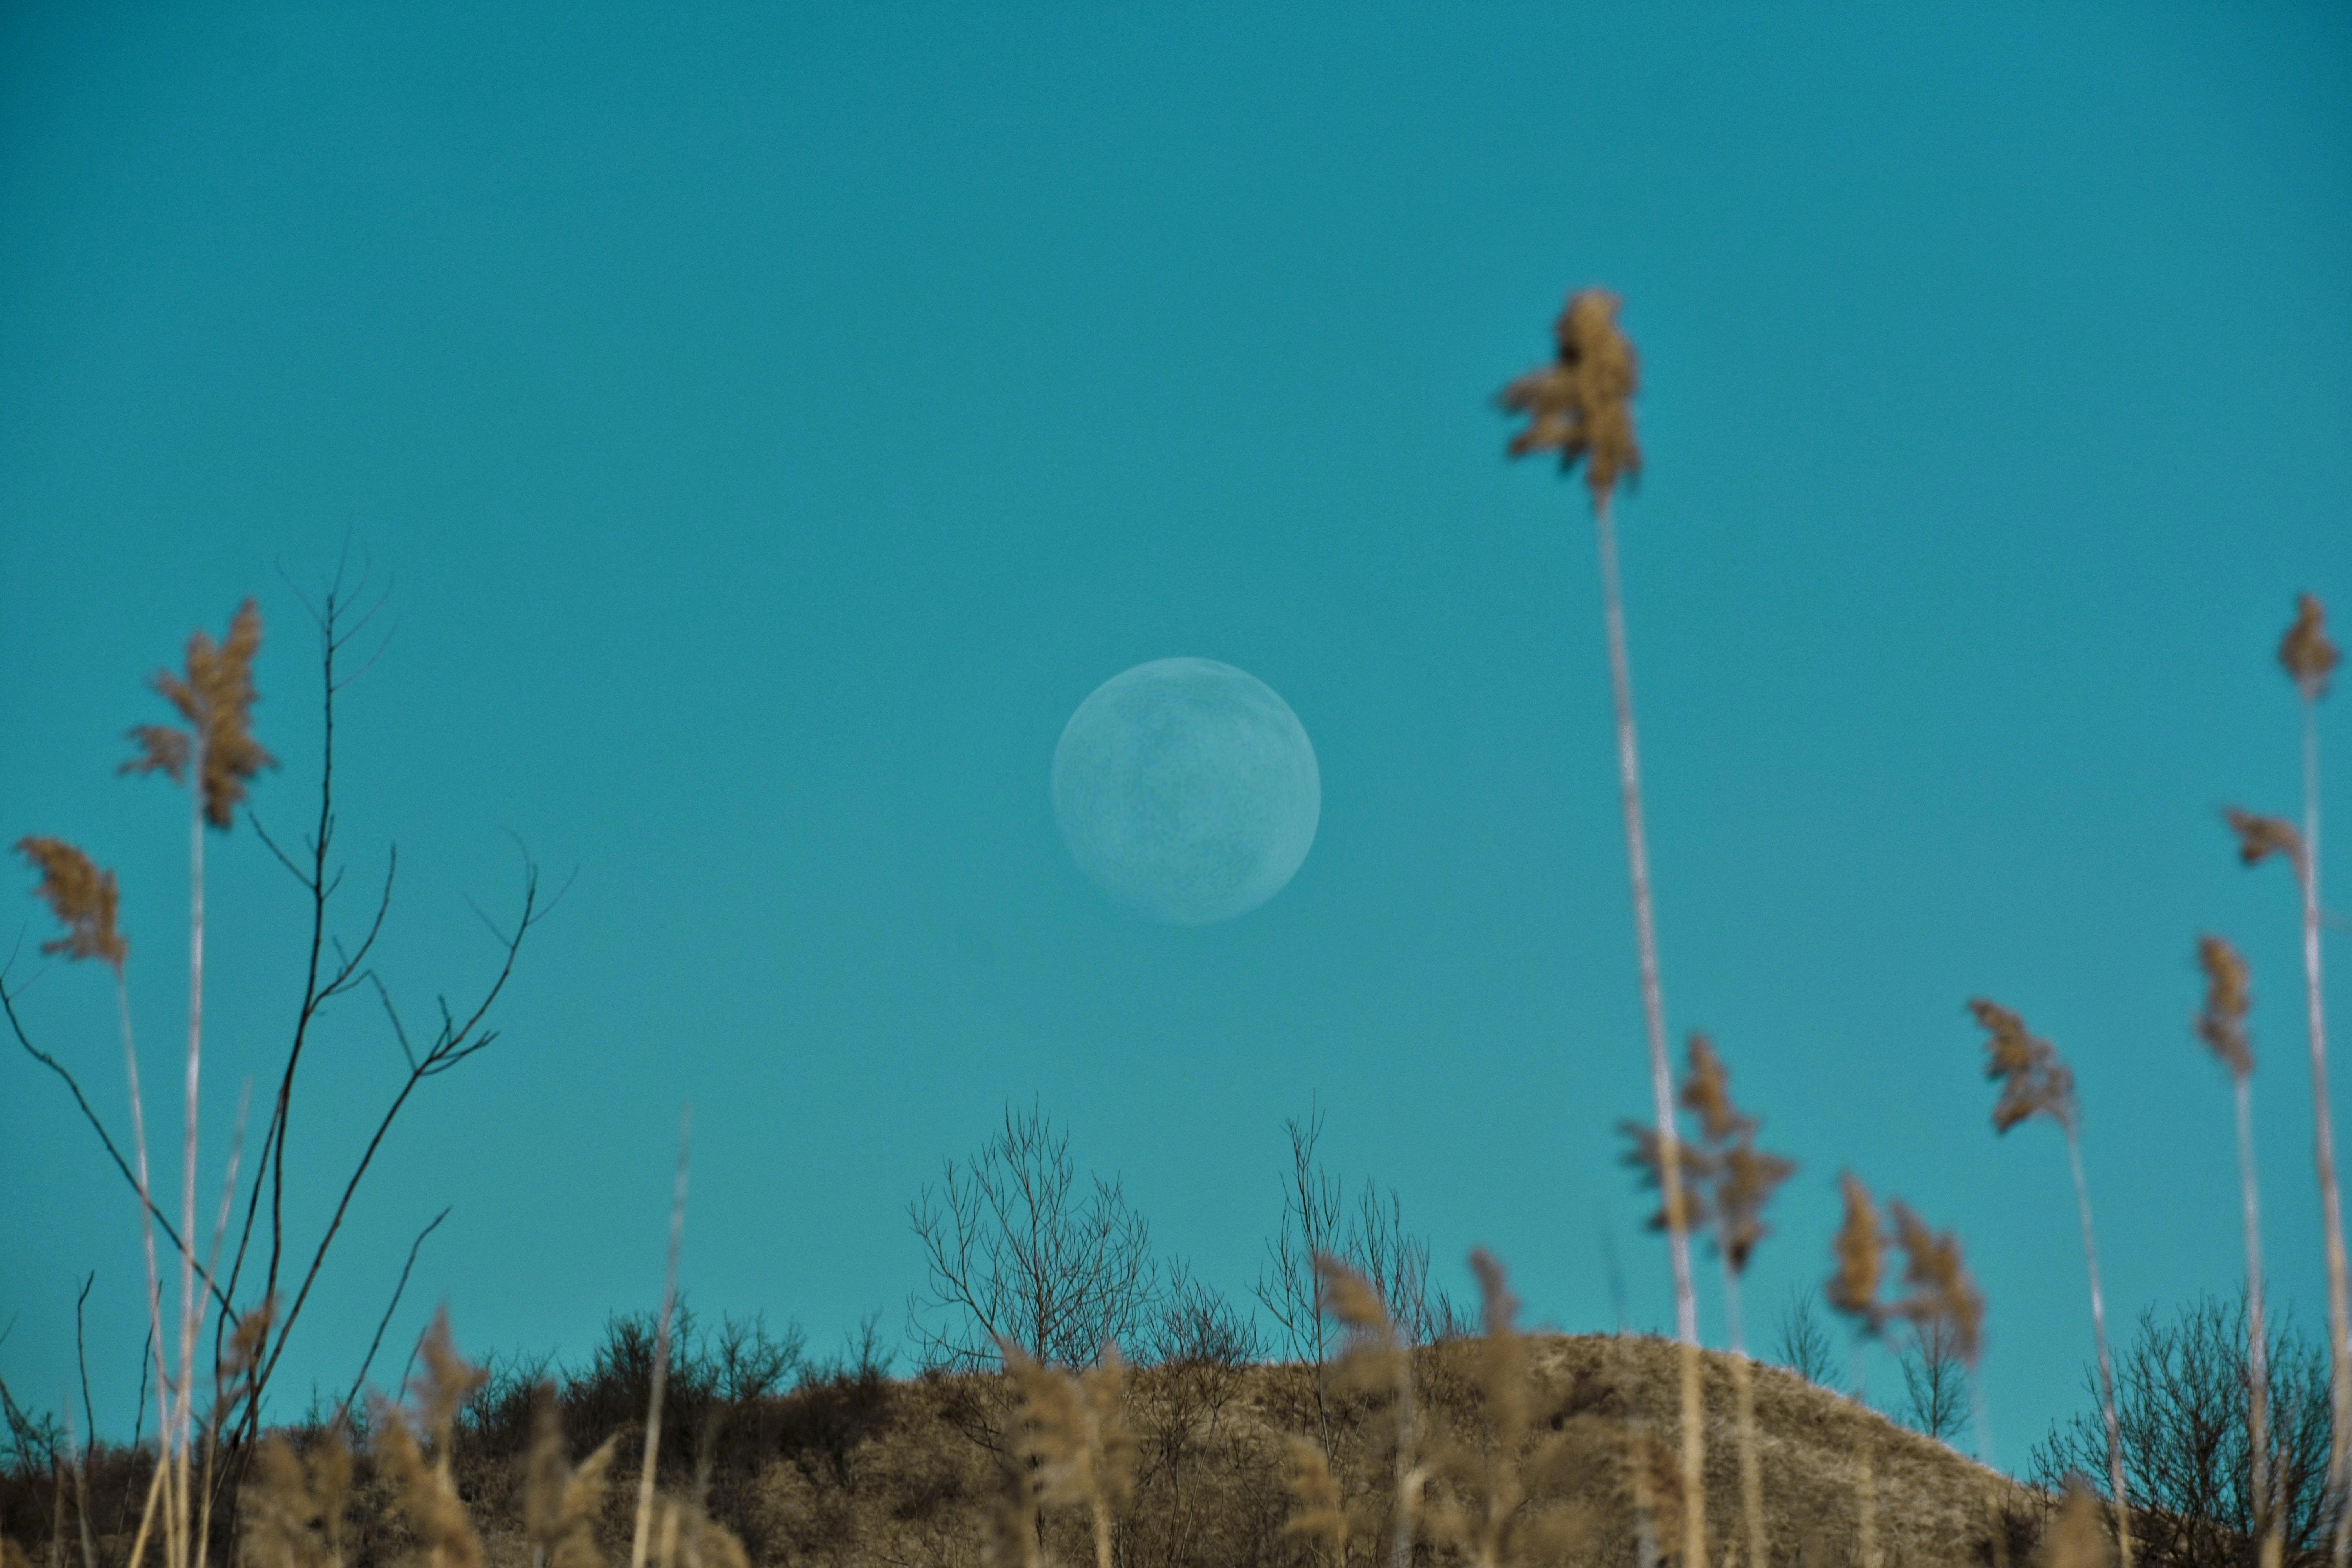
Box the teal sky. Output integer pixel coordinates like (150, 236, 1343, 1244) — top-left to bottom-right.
(4, 3, 2349, 1472)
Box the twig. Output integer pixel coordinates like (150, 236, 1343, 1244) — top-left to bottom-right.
(0, 984, 230, 1322)
(342, 1208, 451, 1419)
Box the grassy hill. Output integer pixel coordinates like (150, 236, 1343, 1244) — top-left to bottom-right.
(1, 1328, 2040, 1568)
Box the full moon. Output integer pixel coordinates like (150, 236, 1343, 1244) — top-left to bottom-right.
(1051, 658, 1321, 925)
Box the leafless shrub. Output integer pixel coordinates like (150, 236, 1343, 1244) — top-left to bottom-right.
(2032, 1295, 2338, 1568)
(1899, 1316, 1973, 1446)
(1776, 1286, 1838, 1387)
(908, 1103, 1158, 1370)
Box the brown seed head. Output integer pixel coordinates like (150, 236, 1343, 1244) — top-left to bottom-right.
(1499, 289, 1643, 508)
(522, 1394, 617, 1568)
(15, 837, 126, 970)
(2280, 593, 2339, 701)
(121, 598, 276, 829)
(239, 1426, 353, 1568)
(2195, 935, 2254, 1079)
(1716, 1141, 1797, 1276)
(1826, 1172, 1885, 1332)
(1679, 1033, 1746, 1145)
(1969, 998, 2076, 1134)
(2039, 1477, 2112, 1568)
(1281, 1436, 1350, 1557)
(1887, 1200, 1984, 1367)
(2224, 807, 2305, 872)
(1617, 1120, 1713, 1235)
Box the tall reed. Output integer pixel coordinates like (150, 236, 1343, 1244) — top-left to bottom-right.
(1969, 999, 2129, 1566)
(1501, 287, 1705, 1567)
(1825, 1174, 1987, 1568)
(2233, 592, 2345, 1567)
(2196, 933, 2280, 1568)
(1825, 1173, 1887, 1568)
(119, 600, 273, 1568)
(1626, 1034, 1793, 1566)
(629, 1110, 693, 1568)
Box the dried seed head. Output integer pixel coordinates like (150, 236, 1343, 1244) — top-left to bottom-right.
(1315, 1254, 1395, 1339)
(15, 837, 126, 970)
(2280, 593, 2339, 701)
(1281, 1436, 1350, 1556)
(1969, 998, 2076, 1133)
(405, 1309, 488, 1459)
(2039, 1477, 2112, 1568)
(1082, 1347, 1136, 1514)
(1887, 1200, 1984, 1367)
(1618, 1120, 1713, 1235)
(121, 598, 276, 829)
(1679, 1033, 1746, 1145)
(2225, 807, 2305, 872)
(1826, 1172, 1885, 1332)
(1716, 1142, 1797, 1276)
(1499, 289, 1643, 508)
(239, 1426, 353, 1568)
(523, 1393, 617, 1568)
(2195, 935, 2254, 1079)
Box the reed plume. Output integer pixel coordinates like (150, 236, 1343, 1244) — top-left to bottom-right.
(1825, 1173, 1887, 1568)
(1622, 1034, 1793, 1565)
(2237, 592, 2348, 1568)
(374, 1311, 489, 1568)
(238, 1425, 353, 1568)
(1685, 1036, 1790, 1568)
(523, 1394, 621, 1568)
(2040, 1479, 2113, 1568)
(118, 599, 273, 1568)
(631, 1111, 693, 1568)
(1501, 287, 1704, 1568)
(1318, 1254, 1426, 1568)
(2196, 934, 2281, 1568)
(1969, 999, 2129, 1566)
(1280, 1436, 1348, 1563)
(15, 839, 126, 969)
(1422, 1251, 1594, 1568)
(1000, 1343, 1135, 1568)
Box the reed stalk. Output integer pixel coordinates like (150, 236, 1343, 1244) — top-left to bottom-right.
(2294, 656, 2347, 1568)
(629, 1108, 693, 1568)
(2236, 594, 2343, 1562)
(1970, 998, 2129, 1564)
(2196, 935, 2278, 1568)
(1500, 287, 1703, 1564)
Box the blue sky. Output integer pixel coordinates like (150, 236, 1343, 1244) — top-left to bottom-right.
(3, 2, 2348, 1472)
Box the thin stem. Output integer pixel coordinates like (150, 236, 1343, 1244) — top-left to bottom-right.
(2065, 1122, 2132, 1568)
(1594, 495, 1704, 1568)
(628, 1109, 692, 1568)
(2294, 697, 2352, 1568)
(1722, 1258, 1767, 1568)
(176, 770, 205, 1568)
(116, 974, 171, 1469)
(1851, 1336, 1878, 1568)
(1972, 1385, 2007, 1568)
(2237, 1070, 2279, 1565)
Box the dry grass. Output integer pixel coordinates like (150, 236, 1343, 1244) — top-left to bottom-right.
(162, 1325, 2023, 1568)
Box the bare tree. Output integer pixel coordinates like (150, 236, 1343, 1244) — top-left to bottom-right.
(1774, 1284, 1837, 1386)
(2034, 1294, 2339, 1568)
(1899, 1316, 1972, 1446)
(906, 1102, 1158, 1370)
(1252, 1105, 1458, 1358)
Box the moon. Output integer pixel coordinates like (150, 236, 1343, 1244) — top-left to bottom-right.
(1051, 658, 1321, 925)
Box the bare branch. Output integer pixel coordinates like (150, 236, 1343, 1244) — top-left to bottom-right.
(341, 1207, 450, 1419)
(1, 977, 236, 1323)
